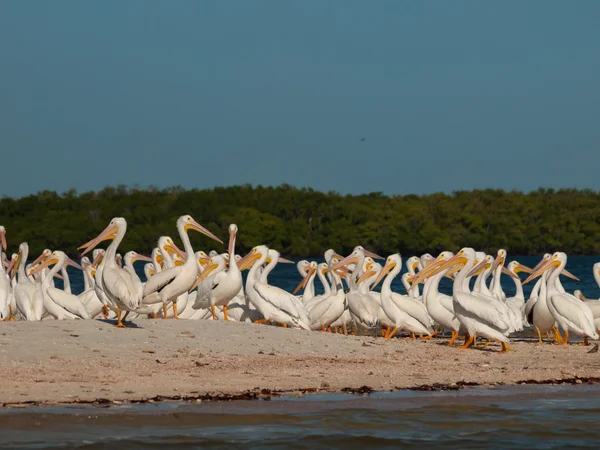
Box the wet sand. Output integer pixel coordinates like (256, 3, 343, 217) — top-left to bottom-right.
(1, 320, 599, 407)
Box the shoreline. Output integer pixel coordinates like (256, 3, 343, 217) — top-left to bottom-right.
(1, 320, 599, 408)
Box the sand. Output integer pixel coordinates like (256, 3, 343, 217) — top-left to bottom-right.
(1, 319, 599, 407)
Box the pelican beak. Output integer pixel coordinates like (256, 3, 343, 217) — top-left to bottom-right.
(66, 257, 83, 271)
(10, 251, 22, 280)
(189, 263, 219, 292)
(467, 259, 490, 278)
(522, 257, 561, 284)
(293, 264, 316, 295)
(54, 273, 64, 280)
(411, 253, 466, 290)
(185, 218, 223, 245)
(133, 254, 153, 264)
(530, 255, 551, 273)
(492, 254, 505, 270)
(91, 251, 104, 269)
(79, 224, 119, 256)
(407, 254, 450, 289)
(561, 269, 580, 281)
(6, 255, 16, 275)
(331, 254, 360, 273)
(30, 256, 59, 276)
(371, 262, 396, 290)
(31, 251, 49, 269)
(227, 227, 237, 261)
(278, 257, 295, 264)
(357, 267, 377, 286)
(512, 262, 533, 274)
(501, 266, 520, 280)
(0, 229, 6, 251)
(238, 252, 262, 271)
(362, 248, 384, 260)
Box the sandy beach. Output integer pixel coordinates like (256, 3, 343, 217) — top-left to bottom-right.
(1, 319, 599, 407)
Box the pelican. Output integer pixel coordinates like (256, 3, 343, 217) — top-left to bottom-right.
(12, 243, 44, 321)
(524, 252, 598, 344)
(371, 254, 433, 339)
(30, 251, 90, 319)
(189, 224, 242, 320)
(80, 218, 155, 327)
(428, 248, 512, 351)
(0, 226, 11, 320)
(240, 246, 310, 330)
(142, 216, 223, 321)
(308, 264, 346, 331)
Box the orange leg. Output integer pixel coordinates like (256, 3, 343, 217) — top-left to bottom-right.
(153, 312, 159, 319)
(102, 305, 109, 319)
(254, 319, 269, 324)
(211, 305, 216, 320)
(172, 301, 179, 319)
(459, 334, 473, 349)
(448, 331, 459, 346)
(386, 327, 399, 339)
(500, 341, 513, 352)
(562, 330, 569, 345)
(537, 328, 544, 344)
(162, 303, 168, 319)
(223, 305, 228, 321)
(580, 336, 589, 346)
(343, 323, 348, 335)
(115, 307, 126, 328)
(409, 332, 415, 340)
(419, 334, 433, 340)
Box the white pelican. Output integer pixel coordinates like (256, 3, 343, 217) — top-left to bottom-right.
(412, 251, 463, 345)
(524, 252, 598, 344)
(371, 254, 433, 339)
(141, 216, 223, 320)
(430, 248, 512, 351)
(30, 251, 90, 319)
(12, 243, 44, 321)
(0, 226, 11, 320)
(189, 224, 242, 320)
(240, 245, 310, 329)
(308, 264, 346, 331)
(295, 260, 315, 303)
(332, 247, 383, 329)
(80, 218, 159, 327)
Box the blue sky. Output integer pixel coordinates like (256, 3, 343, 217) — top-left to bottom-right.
(1, 1, 599, 198)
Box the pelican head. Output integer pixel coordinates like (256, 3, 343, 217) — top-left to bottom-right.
(79, 218, 126, 256)
(0, 225, 6, 251)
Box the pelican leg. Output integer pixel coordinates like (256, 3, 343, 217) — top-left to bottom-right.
(223, 306, 228, 321)
(546, 331, 551, 341)
(283, 324, 287, 328)
(458, 335, 474, 349)
(580, 336, 589, 346)
(382, 326, 390, 337)
(328, 327, 332, 333)
(448, 331, 459, 346)
(122, 311, 130, 322)
(409, 332, 415, 340)
(254, 319, 269, 324)
(500, 342, 513, 352)
(472, 333, 477, 347)
(162, 303, 168, 319)
(115, 307, 126, 328)
(553, 326, 563, 344)
(563, 330, 569, 345)
(386, 327, 399, 339)
(211, 305, 216, 320)
(102, 305, 109, 319)
(431, 327, 443, 337)
(343, 323, 348, 335)
(172, 301, 179, 320)
(419, 334, 433, 340)
(536, 328, 544, 344)
(153, 312, 159, 319)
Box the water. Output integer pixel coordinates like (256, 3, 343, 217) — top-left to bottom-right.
(2, 384, 600, 448)
(60, 255, 600, 300)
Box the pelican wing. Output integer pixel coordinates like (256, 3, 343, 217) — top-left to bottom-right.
(438, 294, 454, 314)
(142, 266, 182, 297)
(193, 271, 227, 309)
(550, 293, 596, 333)
(254, 282, 301, 319)
(454, 292, 510, 331)
(47, 287, 91, 319)
(390, 293, 433, 328)
(103, 267, 140, 310)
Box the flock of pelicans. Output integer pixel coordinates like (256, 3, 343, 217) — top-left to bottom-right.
(1, 216, 600, 352)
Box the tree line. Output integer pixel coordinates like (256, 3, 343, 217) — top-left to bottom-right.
(1, 184, 599, 258)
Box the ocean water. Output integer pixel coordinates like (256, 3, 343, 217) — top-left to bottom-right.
(2, 384, 600, 449)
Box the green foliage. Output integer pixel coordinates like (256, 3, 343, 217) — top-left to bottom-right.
(1, 185, 599, 257)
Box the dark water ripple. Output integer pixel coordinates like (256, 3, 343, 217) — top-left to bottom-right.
(3, 384, 600, 449)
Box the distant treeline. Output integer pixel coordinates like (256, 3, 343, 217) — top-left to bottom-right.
(1, 185, 599, 257)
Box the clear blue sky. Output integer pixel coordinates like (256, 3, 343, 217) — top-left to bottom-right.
(1, 1, 599, 198)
